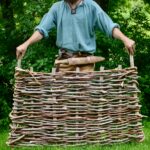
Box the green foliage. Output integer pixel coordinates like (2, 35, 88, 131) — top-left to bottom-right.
(139, 75, 150, 116)
(21, 42, 57, 72)
(0, 0, 57, 128)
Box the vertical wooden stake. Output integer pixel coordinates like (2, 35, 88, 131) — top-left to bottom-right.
(99, 66, 105, 139)
(130, 55, 134, 68)
(99, 66, 104, 115)
(52, 68, 56, 75)
(17, 58, 22, 68)
(118, 65, 122, 70)
(30, 67, 33, 72)
(100, 66, 104, 80)
(52, 68, 57, 137)
(118, 65, 122, 119)
(75, 67, 80, 140)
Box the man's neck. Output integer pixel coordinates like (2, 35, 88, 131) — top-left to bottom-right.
(65, 0, 81, 5)
(67, 0, 82, 9)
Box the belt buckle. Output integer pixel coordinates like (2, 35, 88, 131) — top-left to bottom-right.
(78, 52, 82, 56)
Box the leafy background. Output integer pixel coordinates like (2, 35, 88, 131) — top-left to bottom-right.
(0, 0, 150, 129)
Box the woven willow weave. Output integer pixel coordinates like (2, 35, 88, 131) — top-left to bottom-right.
(8, 65, 144, 146)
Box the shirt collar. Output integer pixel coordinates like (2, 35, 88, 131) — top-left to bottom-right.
(79, 0, 84, 6)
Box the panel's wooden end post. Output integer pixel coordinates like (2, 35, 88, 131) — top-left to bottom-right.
(17, 58, 22, 68)
(52, 68, 56, 75)
(130, 55, 134, 68)
(118, 65, 122, 70)
(100, 66, 104, 81)
(30, 67, 33, 72)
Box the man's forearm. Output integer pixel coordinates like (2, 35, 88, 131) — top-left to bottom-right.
(112, 28, 128, 42)
(112, 28, 135, 55)
(24, 30, 43, 47)
(16, 30, 44, 59)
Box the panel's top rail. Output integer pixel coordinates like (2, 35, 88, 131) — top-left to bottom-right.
(17, 54, 135, 69)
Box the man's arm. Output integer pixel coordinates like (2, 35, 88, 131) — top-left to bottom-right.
(112, 28, 135, 55)
(16, 31, 43, 59)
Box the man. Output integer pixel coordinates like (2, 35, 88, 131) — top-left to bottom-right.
(16, 0, 135, 72)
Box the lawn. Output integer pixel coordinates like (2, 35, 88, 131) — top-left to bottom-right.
(1, 121, 150, 150)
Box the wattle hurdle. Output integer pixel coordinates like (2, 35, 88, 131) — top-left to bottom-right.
(7, 55, 144, 146)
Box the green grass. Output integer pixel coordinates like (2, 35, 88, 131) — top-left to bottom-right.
(1, 121, 150, 150)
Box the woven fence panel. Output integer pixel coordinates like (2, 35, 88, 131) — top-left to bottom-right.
(8, 67, 144, 146)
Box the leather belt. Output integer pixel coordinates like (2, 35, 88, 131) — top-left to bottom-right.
(58, 48, 92, 60)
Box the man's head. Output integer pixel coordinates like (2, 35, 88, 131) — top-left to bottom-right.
(64, 0, 79, 4)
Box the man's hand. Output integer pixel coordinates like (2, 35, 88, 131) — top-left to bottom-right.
(16, 42, 29, 59)
(123, 37, 135, 55)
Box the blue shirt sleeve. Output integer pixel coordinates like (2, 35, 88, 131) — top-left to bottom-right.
(93, 1, 120, 38)
(34, 4, 57, 38)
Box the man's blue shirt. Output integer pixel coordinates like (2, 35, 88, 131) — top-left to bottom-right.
(35, 0, 119, 53)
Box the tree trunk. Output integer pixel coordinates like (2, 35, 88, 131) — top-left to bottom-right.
(1, 0, 15, 34)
